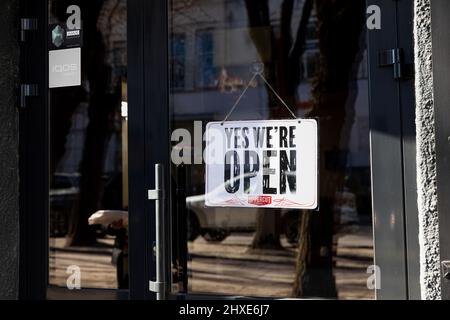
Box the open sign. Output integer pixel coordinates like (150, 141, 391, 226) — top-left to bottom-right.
(205, 119, 318, 209)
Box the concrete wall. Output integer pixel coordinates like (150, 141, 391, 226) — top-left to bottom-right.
(0, 0, 19, 300)
(414, 0, 442, 300)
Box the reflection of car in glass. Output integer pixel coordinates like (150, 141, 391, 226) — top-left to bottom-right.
(49, 172, 118, 237)
(186, 194, 301, 244)
(186, 172, 306, 243)
(185, 182, 362, 244)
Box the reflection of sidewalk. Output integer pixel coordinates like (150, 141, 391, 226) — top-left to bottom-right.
(188, 226, 374, 299)
(188, 234, 296, 297)
(49, 237, 117, 289)
(49, 225, 374, 299)
(335, 225, 374, 299)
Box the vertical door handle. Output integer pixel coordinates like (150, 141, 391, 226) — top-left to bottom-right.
(148, 164, 170, 300)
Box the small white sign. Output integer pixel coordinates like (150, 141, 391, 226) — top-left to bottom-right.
(49, 48, 81, 88)
(205, 119, 318, 209)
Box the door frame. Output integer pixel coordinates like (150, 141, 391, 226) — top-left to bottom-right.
(367, 0, 419, 299)
(19, 0, 48, 300)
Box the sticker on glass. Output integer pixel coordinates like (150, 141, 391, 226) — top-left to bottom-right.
(205, 119, 318, 209)
(48, 5, 82, 88)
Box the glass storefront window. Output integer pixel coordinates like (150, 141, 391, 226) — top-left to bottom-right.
(169, 0, 374, 299)
(48, 0, 128, 290)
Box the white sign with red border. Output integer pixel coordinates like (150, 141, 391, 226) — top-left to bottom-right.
(205, 119, 318, 209)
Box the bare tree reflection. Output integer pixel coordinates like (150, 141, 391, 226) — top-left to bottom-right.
(50, 0, 125, 246)
(244, 0, 366, 297)
(245, 0, 314, 250)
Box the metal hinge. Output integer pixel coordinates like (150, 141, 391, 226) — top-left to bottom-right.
(379, 48, 404, 80)
(19, 84, 38, 109)
(20, 18, 38, 42)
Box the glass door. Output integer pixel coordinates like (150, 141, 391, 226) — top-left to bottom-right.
(167, 0, 375, 299)
(47, 0, 130, 296)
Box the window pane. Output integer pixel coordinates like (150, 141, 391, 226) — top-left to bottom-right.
(48, 0, 129, 290)
(169, 0, 374, 299)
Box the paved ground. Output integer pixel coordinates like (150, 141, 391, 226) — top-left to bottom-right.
(187, 225, 374, 299)
(49, 237, 117, 289)
(49, 225, 374, 299)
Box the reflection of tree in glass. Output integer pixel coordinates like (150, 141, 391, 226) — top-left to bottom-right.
(50, 0, 126, 247)
(245, 0, 315, 252)
(244, 0, 366, 298)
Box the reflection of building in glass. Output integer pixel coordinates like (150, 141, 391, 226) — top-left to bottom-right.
(171, 33, 187, 90)
(170, 0, 369, 168)
(169, 0, 374, 299)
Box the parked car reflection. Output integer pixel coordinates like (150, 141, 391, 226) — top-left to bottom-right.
(186, 190, 300, 244)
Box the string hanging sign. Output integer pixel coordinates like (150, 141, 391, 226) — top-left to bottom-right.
(204, 63, 319, 209)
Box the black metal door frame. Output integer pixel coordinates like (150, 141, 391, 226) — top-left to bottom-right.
(367, 0, 420, 300)
(19, 0, 48, 300)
